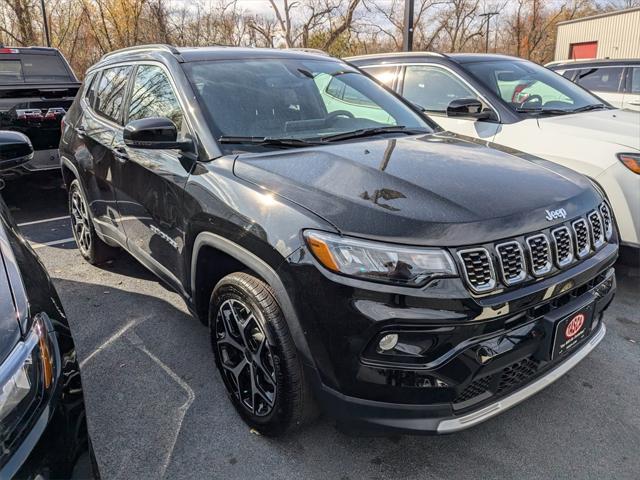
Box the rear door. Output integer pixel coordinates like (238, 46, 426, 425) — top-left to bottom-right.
(572, 66, 625, 108)
(71, 65, 132, 245)
(112, 63, 193, 291)
(622, 66, 640, 111)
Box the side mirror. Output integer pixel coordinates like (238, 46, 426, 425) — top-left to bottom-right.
(124, 117, 191, 150)
(0, 131, 33, 171)
(446, 98, 495, 120)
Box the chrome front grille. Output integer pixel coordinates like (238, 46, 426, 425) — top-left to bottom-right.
(458, 248, 495, 293)
(599, 202, 613, 240)
(551, 226, 573, 267)
(588, 210, 605, 249)
(496, 241, 526, 285)
(456, 203, 612, 294)
(572, 219, 590, 258)
(526, 234, 552, 277)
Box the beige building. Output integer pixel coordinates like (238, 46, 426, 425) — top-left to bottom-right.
(554, 7, 640, 61)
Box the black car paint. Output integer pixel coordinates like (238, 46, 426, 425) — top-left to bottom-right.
(0, 48, 80, 177)
(59, 47, 617, 434)
(0, 193, 93, 478)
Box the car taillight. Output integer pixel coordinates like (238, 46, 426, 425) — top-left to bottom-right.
(0, 48, 19, 54)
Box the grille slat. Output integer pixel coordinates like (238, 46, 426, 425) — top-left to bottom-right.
(496, 241, 526, 285)
(572, 218, 591, 259)
(588, 210, 605, 249)
(599, 202, 613, 240)
(526, 234, 552, 277)
(551, 226, 574, 268)
(457, 248, 495, 293)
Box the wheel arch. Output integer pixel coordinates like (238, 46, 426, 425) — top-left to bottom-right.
(60, 155, 80, 189)
(191, 231, 315, 366)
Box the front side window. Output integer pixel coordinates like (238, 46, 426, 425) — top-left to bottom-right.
(128, 65, 184, 133)
(575, 67, 624, 93)
(94, 66, 132, 123)
(402, 65, 479, 112)
(184, 58, 432, 152)
(465, 60, 605, 114)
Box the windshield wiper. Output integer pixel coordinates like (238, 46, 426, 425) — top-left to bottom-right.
(515, 103, 608, 115)
(218, 136, 321, 148)
(568, 103, 608, 113)
(320, 126, 427, 143)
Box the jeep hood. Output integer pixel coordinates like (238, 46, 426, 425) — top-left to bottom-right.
(233, 134, 602, 246)
(537, 109, 640, 151)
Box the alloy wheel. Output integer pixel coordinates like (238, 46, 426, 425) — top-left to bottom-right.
(70, 188, 92, 255)
(215, 298, 277, 416)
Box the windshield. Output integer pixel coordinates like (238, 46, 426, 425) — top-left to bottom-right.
(463, 60, 606, 114)
(183, 58, 433, 151)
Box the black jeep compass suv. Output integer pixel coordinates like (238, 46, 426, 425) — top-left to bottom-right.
(59, 45, 618, 435)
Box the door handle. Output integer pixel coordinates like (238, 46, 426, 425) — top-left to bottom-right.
(75, 126, 86, 137)
(629, 101, 640, 106)
(113, 146, 129, 163)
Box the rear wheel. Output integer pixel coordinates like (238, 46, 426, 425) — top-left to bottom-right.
(210, 272, 316, 436)
(69, 179, 115, 265)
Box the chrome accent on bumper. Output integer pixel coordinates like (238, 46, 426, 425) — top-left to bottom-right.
(437, 322, 606, 433)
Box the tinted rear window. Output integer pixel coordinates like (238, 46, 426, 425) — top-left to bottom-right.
(0, 54, 73, 84)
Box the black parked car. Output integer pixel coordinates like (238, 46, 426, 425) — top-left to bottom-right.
(0, 46, 80, 180)
(60, 45, 617, 435)
(0, 131, 96, 478)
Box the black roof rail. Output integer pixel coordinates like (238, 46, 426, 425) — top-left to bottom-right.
(100, 44, 182, 62)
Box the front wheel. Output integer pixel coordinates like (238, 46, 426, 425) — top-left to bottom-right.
(69, 179, 115, 265)
(209, 272, 316, 436)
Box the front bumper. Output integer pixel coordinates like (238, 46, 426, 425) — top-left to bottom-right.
(285, 235, 617, 434)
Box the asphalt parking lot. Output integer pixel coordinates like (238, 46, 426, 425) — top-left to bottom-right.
(2, 171, 639, 480)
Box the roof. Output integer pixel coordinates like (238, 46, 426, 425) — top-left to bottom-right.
(348, 51, 524, 65)
(556, 6, 640, 26)
(97, 44, 335, 66)
(546, 58, 640, 68)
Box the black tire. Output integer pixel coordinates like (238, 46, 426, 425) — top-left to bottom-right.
(68, 179, 116, 265)
(209, 272, 316, 436)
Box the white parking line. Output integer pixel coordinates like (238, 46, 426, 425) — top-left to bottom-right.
(18, 215, 70, 227)
(30, 237, 76, 249)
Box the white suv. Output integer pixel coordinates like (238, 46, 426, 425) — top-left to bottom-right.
(349, 53, 640, 250)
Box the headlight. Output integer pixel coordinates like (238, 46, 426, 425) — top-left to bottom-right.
(303, 230, 457, 286)
(0, 317, 55, 434)
(617, 153, 640, 174)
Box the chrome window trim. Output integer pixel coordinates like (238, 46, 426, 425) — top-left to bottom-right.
(495, 240, 526, 285)
(572, 218, 591, 259)
(457, 247, 496, 294)
(551, 226, 574, 268)
(525, 233, 552, 277)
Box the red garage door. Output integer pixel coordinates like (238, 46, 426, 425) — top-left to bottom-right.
(569, 42, 598, 59)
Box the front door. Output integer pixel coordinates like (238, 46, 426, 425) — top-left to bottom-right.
(111, 64, 194, 292)
(399, 64, 500, 141)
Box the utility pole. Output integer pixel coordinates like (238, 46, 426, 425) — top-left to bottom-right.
(403, 0, 415, 52)
(479, 12, 499, 53)
(40, 0, 51, 47)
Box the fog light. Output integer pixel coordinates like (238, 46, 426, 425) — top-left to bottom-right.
(378, 334, 399, 351)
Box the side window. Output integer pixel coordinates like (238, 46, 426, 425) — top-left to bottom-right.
(128, 65, 184, 134)
(574, 67, 624, 93)
(629, 67, 640, 94)
(94, 66, 132, 123)
(363, 66, 399, 87)
(84, 72, 100, 107)
(403, 65, 479, 112)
